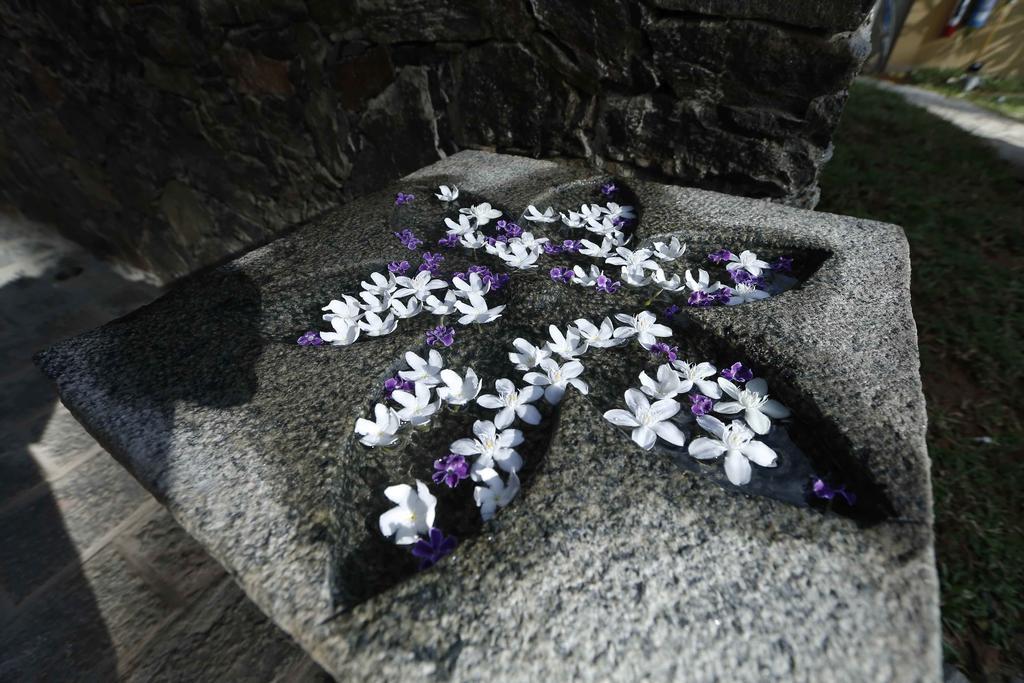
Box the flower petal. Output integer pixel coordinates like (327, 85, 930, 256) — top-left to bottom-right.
(632, 426, 657, 450)
(724, 450, 752, 485)
(604, 409, 641, 427)
(761, 399, 791, 419)
(648, 398, 681, 422)
(688, 437, 726, 460)
(654, 421, 687, 447)
(741, 440, 777, 467)
(744, 408, 771, 435)
(713, 401, 744, 415)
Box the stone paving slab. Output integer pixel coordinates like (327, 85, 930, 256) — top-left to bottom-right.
(37, 151, 941, 681)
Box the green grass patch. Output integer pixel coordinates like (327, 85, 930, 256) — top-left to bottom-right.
(898, 67, 1024, 122)
(818, 82, 1024, 679)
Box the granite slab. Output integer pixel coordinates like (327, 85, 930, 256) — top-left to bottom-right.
(38, 151, 940, 682)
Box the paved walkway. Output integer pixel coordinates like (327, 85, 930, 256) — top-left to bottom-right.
(865, 78, 1024, 174)
(0, 213, 328, 681)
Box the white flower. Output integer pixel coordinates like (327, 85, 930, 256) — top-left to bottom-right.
(320, 317, 360, 346)
(361, 271, 396, 297)
(358, 311, 397, 336)
(524, 358, 588, 404)
(586, 215, 622, 236)
(390, 296, 422, 319)
(435, 184, 459, 202)
(424, 290, 460, 315)
(652, 267, 685, 292)
(670, 360, 721, 398)
(359, 291, 391, 313)
(602, 202, 635, 222)
(639, 364, 683, 399)
(524, 204, 557, 223)
(688, 415, 777, 486)
(606, 246, 657, 271)
(714, 377, 790, 435)
(321, 295, 362, 323)
(508, 337, 551, 370)
(684, 268, 723, 294)
(355, 403, 400, 447)
(455, 292, 506, 325)
(546, 324, 588, 359)
(451, 272, 491, 298)
(603, 388, 687, 450)
(399, 350, 444, 386)
(444, 214, 475, 235)
(394, 271, 447, 301)
(378, 481, 436, 544)
(579, 203, 605, 221)
(451, 419, 523, 475)
(391, 382, 440, 426)
(726, 250, 770, 276)
(460, 202, 502, 226)
(459, 231, 487, 249)
(578, 237, 615, 259)
(560, 210, 587, 228)
(515, 231, 549, 250)
(572, 317, 624, 348)
(653, 237, 686, 261)
(497, 242, 541, 269)
(436, 368, 482, 406)
(612, 311, 672, 349)
(727, 283, 770, 305)
(621, 266, 652, 287)
(477, 378, 544, 428)
(571, 264, 602, 287)
(474, 468, 520, 522)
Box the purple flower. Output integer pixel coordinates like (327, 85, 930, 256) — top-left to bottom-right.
(612, 216, 626, 229)
(595, 274, 621, 294)
(543, 242, 563, 255)
(601, 181, 617, 196)
(394, 229, 422, 250)
(432, 454, 470, 488)
(384, 375, 415, 399)
(720, 362, 754, 383)
(730, 269, 765, 287)
(650, 342, 679, 362)
(812, 478, 857, 506)
(712, 287, 733, 305)
(395, 192, 415, 205)
(465, 265, 511, 291)
(411, 527, 458, 570)
(561, 239, 581, 253)
(690, 394, 713, 416)
(418, 251, 445, 276)
(687, 291, 715, 307)
(772, 256, 793, 273)
(549, 267, 573, 284)
(664, 304, 681, 318)
(437, 233, 459, 249)
(297, 330, 323, 346)
(388, 260, 411, 275)
(708, 249, 734, 265)
(426, 324, 455, 347)
(497, 221, 523, 238)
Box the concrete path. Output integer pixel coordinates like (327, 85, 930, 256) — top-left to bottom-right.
(0, 213, 329, 681)
(865, 78, 1024, 174)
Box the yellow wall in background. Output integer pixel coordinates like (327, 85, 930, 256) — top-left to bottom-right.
(887, 0, 1024, 77)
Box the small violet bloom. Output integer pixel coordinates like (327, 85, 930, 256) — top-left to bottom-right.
(601, 181, 617, 196)
(383, 375, 415, 399)
(426, 325, 455, 347)
(595, 274, 621, 294)
(543, 242, 563, 255)
(549, 267, 573, 284)
(297, 330, 323, 346)
(418, 252, 445, 274)
(712, 287, 733, 305)
(650, 342, 679, 363)
(394, 229, 423, 250)
(562, 239, 581, 253)
(664, 304, 681, 318)
(812, 478, 857, 505)
(772, 256, 794, 273)
(395, 192, 415, 205)
(690, 394, 714, 416)
(720, 362, 754, 383)
(411, 527, 457, 570)
(730, 268, 765, 287)
(688, 290, 715, 307)
(432, 454, 470, 488)
(388, 260, 411, 275)
(437, 233, 460, 249)
(708, 249, 734, 265)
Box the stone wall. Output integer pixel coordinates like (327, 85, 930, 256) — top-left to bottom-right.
(0, 0, 872, 283)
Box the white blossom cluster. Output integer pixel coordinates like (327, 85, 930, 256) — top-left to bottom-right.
(318, 269, 505, 347)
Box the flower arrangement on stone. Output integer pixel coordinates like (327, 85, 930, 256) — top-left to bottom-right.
(299, 178, 842, 572)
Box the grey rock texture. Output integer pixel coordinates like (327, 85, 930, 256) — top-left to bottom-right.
(38, 151, 940, 682)
(1, 0, 872, 284)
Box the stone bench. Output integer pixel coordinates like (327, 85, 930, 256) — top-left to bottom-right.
(38, 151, 940, 681)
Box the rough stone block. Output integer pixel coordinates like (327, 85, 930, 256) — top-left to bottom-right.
(37, 152, 939, 681)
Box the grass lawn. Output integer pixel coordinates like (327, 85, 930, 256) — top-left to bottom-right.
(818, 82, 1024, 680)
(893, 67, 1024, 122)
